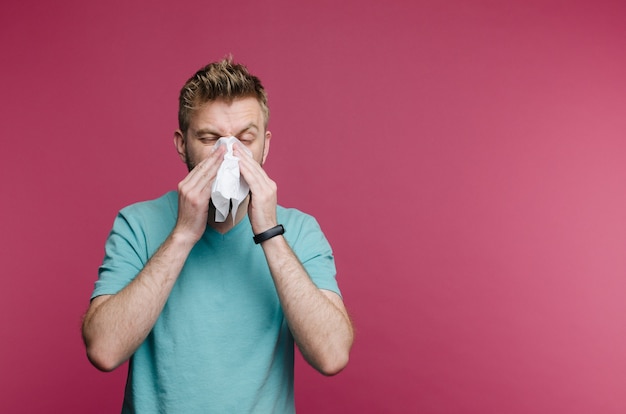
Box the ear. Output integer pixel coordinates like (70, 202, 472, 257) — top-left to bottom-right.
(262, 130, 271, 165)
(174, 130, 187, 163)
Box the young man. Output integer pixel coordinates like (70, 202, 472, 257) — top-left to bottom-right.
(82, 58, 353, 413)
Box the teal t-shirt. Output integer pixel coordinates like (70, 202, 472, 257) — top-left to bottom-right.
(92, 191, 340, 413)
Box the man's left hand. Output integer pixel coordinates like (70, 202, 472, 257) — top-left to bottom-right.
(234, 143, 278, 234)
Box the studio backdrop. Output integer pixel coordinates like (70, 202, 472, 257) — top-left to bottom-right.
(2, 1, 626, 413)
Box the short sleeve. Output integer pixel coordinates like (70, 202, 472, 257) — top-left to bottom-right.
(92, 211, 149, 299)
(286, 213, 341, 297)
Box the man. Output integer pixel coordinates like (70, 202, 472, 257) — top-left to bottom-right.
(82, 58, 353, 413)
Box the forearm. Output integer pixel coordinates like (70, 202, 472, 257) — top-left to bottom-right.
(261, 236, 354, 376)
(82, 231, 195, 371)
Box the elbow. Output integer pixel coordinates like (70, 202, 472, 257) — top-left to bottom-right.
(315, 329, 354, 376)
(319, 356, 349, 377)
(82, 309, 125, 372)
(83, 328, 124, 372)
(85, 344, 123, 372)
(315, 347, 351, 377)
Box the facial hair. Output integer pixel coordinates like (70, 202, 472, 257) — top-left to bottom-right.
(182, 144, 261, 218)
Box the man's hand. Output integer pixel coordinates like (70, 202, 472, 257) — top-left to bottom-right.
(234, 143, 278, 234)
(234, 142, 353, 375)
(174, 145, 226, 243)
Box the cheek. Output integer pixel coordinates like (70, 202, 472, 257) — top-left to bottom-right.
(184, 146, 211, 168)
(255, 144, 267, 165)
(241, 142, 264, 163)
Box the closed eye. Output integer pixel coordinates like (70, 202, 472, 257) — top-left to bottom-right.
(238, 132, 256, 143)
(198, 135, 219, 143)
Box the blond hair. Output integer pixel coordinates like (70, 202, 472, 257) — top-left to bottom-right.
(178, 57, 269, 133)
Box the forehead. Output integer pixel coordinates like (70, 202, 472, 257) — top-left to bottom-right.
(188, 97, 264, 132)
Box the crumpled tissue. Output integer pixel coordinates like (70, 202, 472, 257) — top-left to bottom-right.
(211, 136, 251, 223)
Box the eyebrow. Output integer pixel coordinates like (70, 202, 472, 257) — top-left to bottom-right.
(194, 123, 259, 137)
(193, 128, 220, 137)
(235, 123, 259, 136)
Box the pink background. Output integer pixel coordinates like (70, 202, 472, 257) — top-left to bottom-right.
(2, 1, 626, 412)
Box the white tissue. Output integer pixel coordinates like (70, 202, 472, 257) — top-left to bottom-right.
(211, 136, 251, 223)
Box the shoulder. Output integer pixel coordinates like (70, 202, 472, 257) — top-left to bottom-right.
(118, 191, 177, 221)
(112, 191, 178, 239)
(105, 191, 177, 254)
(276, 205, 329, 247)
(276, 205, 320, 230)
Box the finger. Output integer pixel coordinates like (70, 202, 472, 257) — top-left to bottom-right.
(182, 146, 226, 191)
(234, 145, 271, 188)
(239, 159, 270, 194)
(233, 143, 260, 167)
(238, 153, 277, 204)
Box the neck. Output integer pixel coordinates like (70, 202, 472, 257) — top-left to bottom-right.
(207, 196, 250, 234)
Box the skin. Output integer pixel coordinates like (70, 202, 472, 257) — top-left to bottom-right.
(82, 97, 354, 376)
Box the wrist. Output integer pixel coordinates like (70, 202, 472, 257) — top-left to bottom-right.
(251, 218, 278, 236)
(253, 224, 285, 244)
(170, 228, 201, 249)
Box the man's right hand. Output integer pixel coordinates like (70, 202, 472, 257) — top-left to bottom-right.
(173, 145, 226, 244)
(83, 150, 229, 371)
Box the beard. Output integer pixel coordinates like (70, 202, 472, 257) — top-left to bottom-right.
(183, 146, 254, 220)
(185, 147, 196, 172)
(185, 159, 195, 172)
